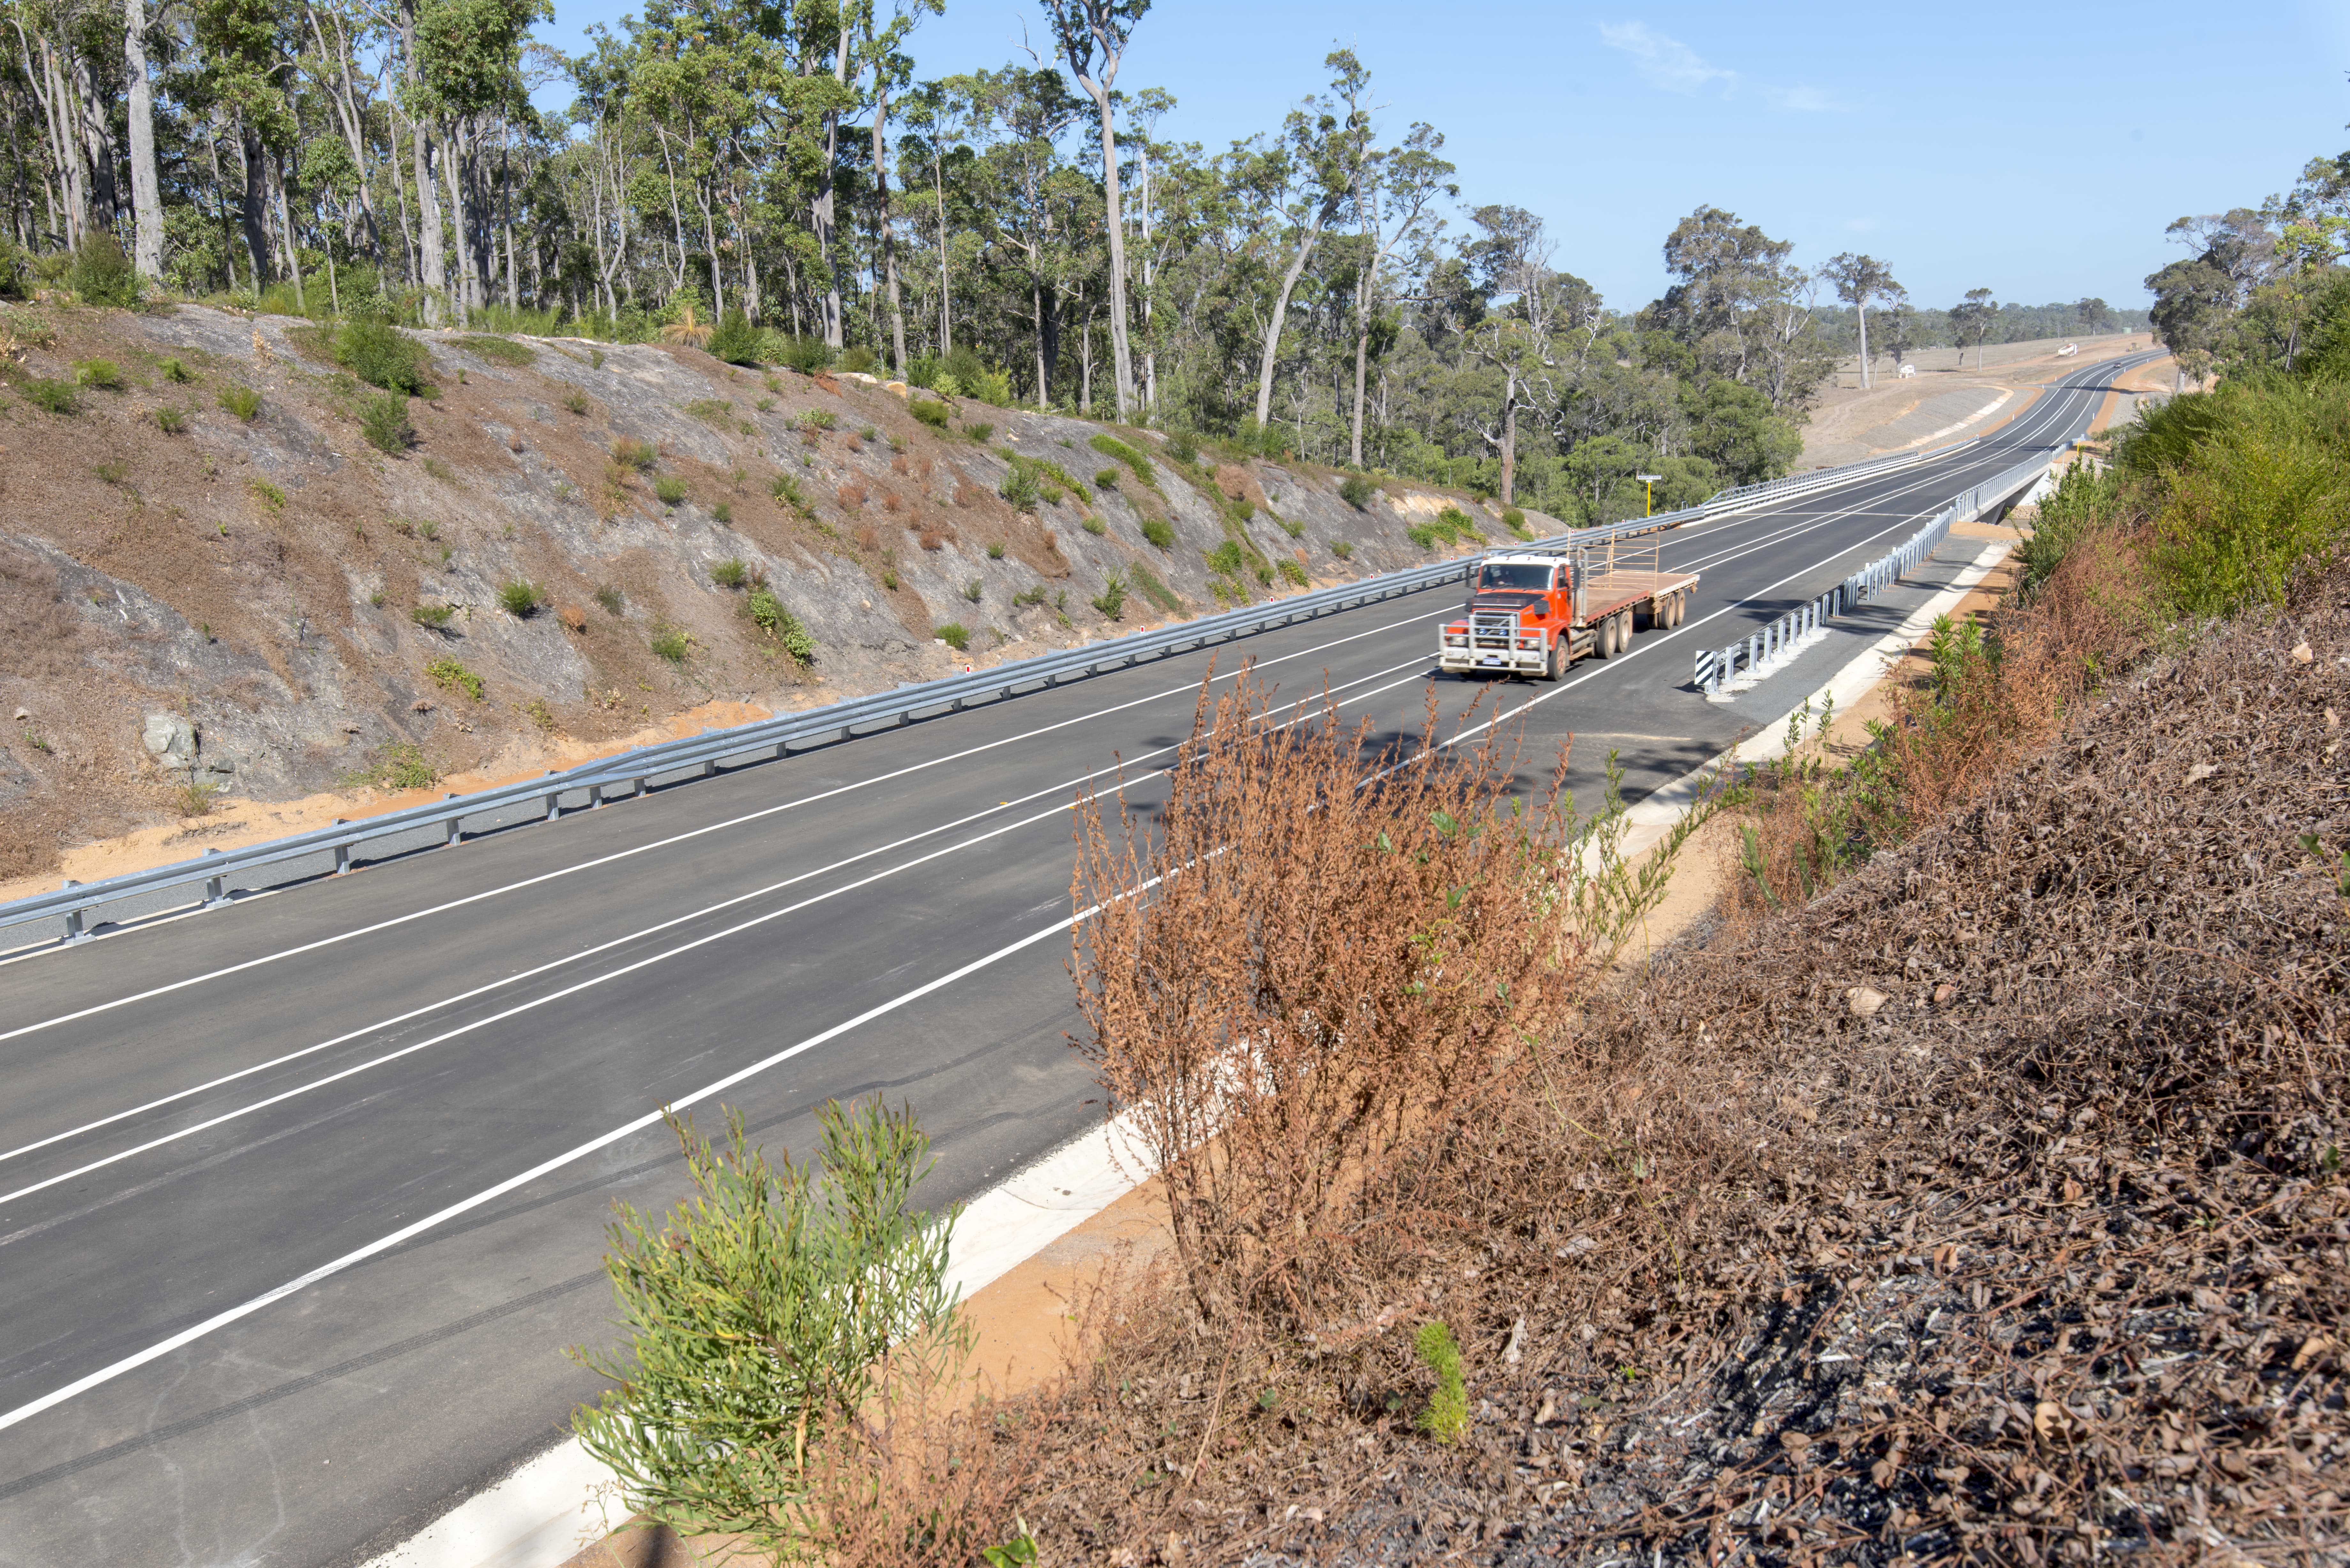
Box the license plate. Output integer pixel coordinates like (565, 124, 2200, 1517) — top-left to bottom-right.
(1480, 654, 1502, 665)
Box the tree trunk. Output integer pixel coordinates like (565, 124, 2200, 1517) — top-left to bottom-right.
(1499, 371, 1518, 506)
(444, 119, 478, 321)
(933, 148, 949, 353)
(1856, 303, 1869, 389)
(1350, 321, 1369, 468)
(70, 48, 119, 230)
(122, 0, 162, 277)
(812, 26, 848, 349)
(869, 85, 905, 373)
(272, 149, 304, 308)
(1253, 197, 1338, 428)
(1074, 80, 1133, 419)
(236, 123, 270, 284)
(399, 0, 446, 322)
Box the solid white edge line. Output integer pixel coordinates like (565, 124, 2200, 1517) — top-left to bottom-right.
(347, 542, 2035, 1568)
(357, 1110, 1158, 1568)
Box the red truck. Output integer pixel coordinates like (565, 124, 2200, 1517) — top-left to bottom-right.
(1437, 541, 1699, 681)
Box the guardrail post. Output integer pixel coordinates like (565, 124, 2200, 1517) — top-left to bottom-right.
(60, 879, 91, 945)
(631, 777, 645, 800)
(443, 794, 462, 846)
(701, 759, 717, 779)
(333, 822, 351, 875)
(202, 847, 231, 909)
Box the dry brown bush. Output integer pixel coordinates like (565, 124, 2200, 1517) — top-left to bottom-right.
(1070, 669, 1687, 1331)
(837, 482, 866, 510)
(845, 432, 863, 453)
(882, 491, 902, 512)
(813, 373, 839, 395)
(984, 560, 2350, 1568)
(916, 527, 945, 552)
(918, 456, 935, 481)
(557, 603, 588, 634)
(954, 481, 978, 508)
(891, 454, 909, 476)
(852, 523, 880, 552)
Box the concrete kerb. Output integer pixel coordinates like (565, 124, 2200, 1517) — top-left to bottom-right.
(1605, 535, 2016, 870)
(362, 545, 2023, 1568)
(360, 1111, 1156, 1568)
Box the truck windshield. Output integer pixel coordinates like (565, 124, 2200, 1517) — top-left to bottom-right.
(1477, 563, 1553, 591)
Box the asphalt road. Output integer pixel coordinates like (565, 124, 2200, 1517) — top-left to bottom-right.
(0, 353, 2147, 1567)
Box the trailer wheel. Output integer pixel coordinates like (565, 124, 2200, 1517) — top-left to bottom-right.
(1666, 592, 1682, 628)
(1596, 612, 1617, 659)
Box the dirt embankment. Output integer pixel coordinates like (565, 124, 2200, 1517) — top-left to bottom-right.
(0, 303, 1508, 896)
(1799, 333, 2158, 469)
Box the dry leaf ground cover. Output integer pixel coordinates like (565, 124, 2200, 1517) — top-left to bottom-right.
(924, 568, 2348, 1568)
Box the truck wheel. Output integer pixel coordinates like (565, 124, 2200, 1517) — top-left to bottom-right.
(1543, 636, 1563, 681)
(1596, 613, 1617, 659)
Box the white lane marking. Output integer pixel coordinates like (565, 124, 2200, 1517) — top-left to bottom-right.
(0, 645, 1442, 1202)
(5, 373, 2119, 1178)
(0, 607, 1451, 1045)
(0, 885, 1145, 1436)
(0, 380, 2132, 1431)
(0, 649, 1437, 1176)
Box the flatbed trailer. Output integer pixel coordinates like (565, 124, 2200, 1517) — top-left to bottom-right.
(1436, 541, 1699, 681)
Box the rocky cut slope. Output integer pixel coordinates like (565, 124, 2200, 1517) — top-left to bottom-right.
(0, 302, 1512, 885)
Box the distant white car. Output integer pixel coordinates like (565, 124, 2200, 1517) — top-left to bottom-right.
(2057, 343, 2080, 357)
(1898, 363, 1917, 378)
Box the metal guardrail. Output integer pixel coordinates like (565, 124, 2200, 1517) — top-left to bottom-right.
(1696, 450, 2055, 696)
(3, 435, 1993, 948)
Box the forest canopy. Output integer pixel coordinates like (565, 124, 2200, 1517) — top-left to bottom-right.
(0, 0, 2132, 524)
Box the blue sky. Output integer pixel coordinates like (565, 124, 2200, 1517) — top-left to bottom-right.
(529, 0, 2350, 314)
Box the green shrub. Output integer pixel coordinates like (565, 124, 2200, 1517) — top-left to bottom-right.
(562, 387, 589, 416)
(497, 579, 545, 617)
(934, 621, 970, 650)
(1091, 570, 1127, 620)
(337, 320, 432, 395)
(1080, 514, 1107, 535)
(684, 397, 733, 426)
(1414, 1321, 1469, 1444)
(710, 557, 748, 589)
(653, 475, 688, 506)
(159, 357, 197, 384)
(1168, 431, 1199, 464)
(353, 741, 436, 791)
(962, 421, 994, 443)
(411, 603, 456, 629)
(1278, 558, 1308, 587)
(702, 308, 762, 365)
(1094, 467, 1121, 489)
(65, 232, 140, 307)
(612, 437, 657, 471)
(1206, 539, 1248, 577)
(218, 384, 262, 421)
(426, 655, 484, 701)
(838, 345, 877, 373)
(1129, 562, 1181, 614)
(986, 541, 1006, 559)
(249, 477, 284, 513)
(770, 473, 812, 516)
(1330, 539, 1354, 560)
(1275, 515, 1304, 539)
(24, 378, 76, 414)
(795, 407, 837, 433)
(75, 358, 123, 390)
(459, 334, 535, 367)
(649, 624, 691, 663)
(359, 392, 414, 453)
(745, 587, 817, 662)
(1501, 506, 1529, 538)
(594, 585, 624, 615)
(155, 405, 185, 434)
(769, 332, 832, 373)
(1338, 473, 1376, 510)
(1089, 432, 1154, 486)
(999, 464, 1041, 511)
(568, 1102, 961, 1557)
(713, 501, 733, 525)
(961, 577, 983, 603)
(1141, 517, 1174, 550)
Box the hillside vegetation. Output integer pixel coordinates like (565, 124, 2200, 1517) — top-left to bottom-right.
(0, 301, 1504, 883)
(564, 312, 2350, 1567)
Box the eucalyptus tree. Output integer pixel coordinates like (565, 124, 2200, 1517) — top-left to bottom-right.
(1244, 47, 1364, 432)
(1822, 250, 1897, 388)
(1340, 113, 1451, 466)
(1044, 0, 1141, 418)
(1950, 286, 1998, 369)
(857, 0, 939, 373)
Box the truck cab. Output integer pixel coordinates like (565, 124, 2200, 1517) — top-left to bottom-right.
(1439, 554, 1578, 681)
